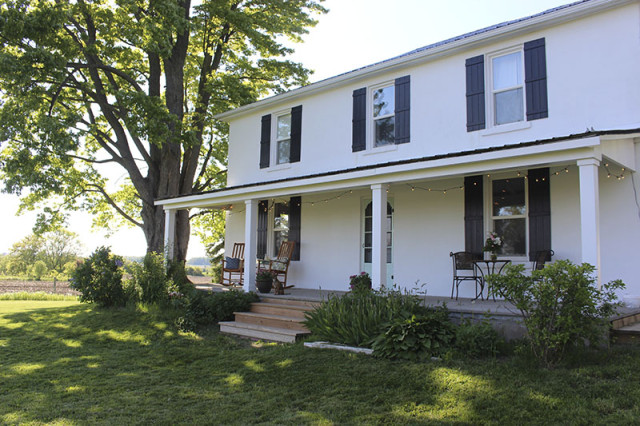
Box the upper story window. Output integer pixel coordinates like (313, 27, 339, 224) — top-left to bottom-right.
(466, 38, 548, 132)
(276, 113, 291, 164)
(491, 51, 524, 126)
(372, 84, 395, 147)
(259, 105, 302, 169)
(352, 75, 410, 152)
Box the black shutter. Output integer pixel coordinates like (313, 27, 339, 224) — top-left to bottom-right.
(465, 55, 485, 132)
(259, 115, 271, 169)
(528, 168, 551, 261)
(352, 87, 366, 152)
(524, 38, 548, 121)
(290, 105, 302, 163)
(464, 175, 484, 258)
(394, 75, 410, 144)
(289, 196, 301, 261)
(257, 200, 268, 259)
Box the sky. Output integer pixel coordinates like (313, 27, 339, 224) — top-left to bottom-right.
(0, 0, 571, 258)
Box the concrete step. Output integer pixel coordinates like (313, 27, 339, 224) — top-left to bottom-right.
(250, 302, 309, 319)
(219, 321, 309, 343)
(234, 311, 309, 332)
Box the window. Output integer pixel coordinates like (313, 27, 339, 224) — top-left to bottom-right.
(259, 106, 301, 169)
(276, 113, 291, 164)
(465, 38, 548, 132)
(363, 202, 393, 264)
(491, 51, 524, 125)
(491, 177, 527, 256)
(272, 202, 289, 255)
(352, 75, 410, 152)
(372, 85, 395, 147)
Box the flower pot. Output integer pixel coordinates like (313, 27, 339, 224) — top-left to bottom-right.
(256, 279, 272, 294)
(490, 253, 498, 261)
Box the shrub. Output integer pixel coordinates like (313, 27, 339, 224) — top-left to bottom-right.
(349, 272, 372, 292)
(455, 318, 503, 358)
(372, 306, 455, 360)
(128, 252, 173, 304)
(177, 290, 259, 332)
(304, 288, 428, 348)
(487, 260, 624, 367)
(70, 247, 127, 307)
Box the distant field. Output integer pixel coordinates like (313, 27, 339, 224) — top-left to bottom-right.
(0, 280, 78, 296)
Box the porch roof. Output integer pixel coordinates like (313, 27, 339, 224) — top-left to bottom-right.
(155, 128, 639, 210)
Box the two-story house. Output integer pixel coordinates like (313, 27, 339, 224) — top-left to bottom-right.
(157, 0, 640, 303)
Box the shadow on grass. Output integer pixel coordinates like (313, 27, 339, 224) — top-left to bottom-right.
(1, 302, 640, 424)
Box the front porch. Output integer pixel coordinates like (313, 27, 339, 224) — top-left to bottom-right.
(157, 130, 639, 299)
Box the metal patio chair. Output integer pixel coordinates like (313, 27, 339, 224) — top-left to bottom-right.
(450, 251, 483, 300)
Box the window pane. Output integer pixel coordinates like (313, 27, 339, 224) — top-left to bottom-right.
(277, 139, 290, 164)
(373, 85, 394, 117)
(494, 218, 526, 255)
(364, 248, 372, 263)
(387, 247, 392, 263)
(365, 217, 372, 232)
(386, 232, 392, 247)
(277, 114, 291, 140)
(495, 88, 523, 125)
(493, 52, 522, 90)
(273, 230, 288, 255)
(492, 178, 525, 216)
(364, 232, 372, 247)
(374, 116, 395, 146)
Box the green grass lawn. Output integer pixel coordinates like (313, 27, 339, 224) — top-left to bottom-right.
(1, 300, 640, 425)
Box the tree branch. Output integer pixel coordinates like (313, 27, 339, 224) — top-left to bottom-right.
(84, 183, 143, 228)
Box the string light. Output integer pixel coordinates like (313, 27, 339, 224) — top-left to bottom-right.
(226, 163, 628, 214)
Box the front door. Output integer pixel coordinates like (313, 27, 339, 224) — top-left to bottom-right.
(361, 199, 394, 285)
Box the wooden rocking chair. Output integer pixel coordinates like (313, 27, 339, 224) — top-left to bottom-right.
(259, 241, 296, 289)
(221, 243, 245, 286)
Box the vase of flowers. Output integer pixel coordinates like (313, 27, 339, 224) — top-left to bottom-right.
(483, 231, 503, 260)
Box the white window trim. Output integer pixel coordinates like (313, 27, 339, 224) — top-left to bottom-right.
(368, 81, 395, 150)
(271, 108, 292, 167)
(483, 173, 529, 261)
(486, 46, 526, 129)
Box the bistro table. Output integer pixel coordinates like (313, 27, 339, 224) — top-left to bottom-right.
(472, 259, 512, 300)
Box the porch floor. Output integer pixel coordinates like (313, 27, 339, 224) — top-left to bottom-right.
(195, 282, 522, 317)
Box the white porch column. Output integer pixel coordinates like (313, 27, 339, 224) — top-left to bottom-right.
(371, 184, 388, 290)
(577, 158, 601, 287)
(243, 199, 258, 292)
(164, 209, 176, 261)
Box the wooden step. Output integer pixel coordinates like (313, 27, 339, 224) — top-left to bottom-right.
(219, 321, 309, 343)
(611, 322, 640, 344)
(611, 311, 640, 329)
(258, 296, 321, 309)
(234, 311, 309, 332)
(250, 302, 309, 319)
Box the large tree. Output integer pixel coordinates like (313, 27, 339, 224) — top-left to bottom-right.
(0, 0, 325, 260)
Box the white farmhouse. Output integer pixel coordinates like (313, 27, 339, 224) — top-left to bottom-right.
(157, 0, 640, 302)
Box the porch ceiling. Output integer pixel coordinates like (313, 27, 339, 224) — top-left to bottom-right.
(155, 131, 638, 211)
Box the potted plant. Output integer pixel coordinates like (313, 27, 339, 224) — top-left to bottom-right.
(483, 231, 503, 260)
(256, 270, 276, 293)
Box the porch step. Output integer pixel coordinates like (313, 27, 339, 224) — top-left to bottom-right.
(610, 310, 640, 344)
(219, 297, 318, 343)
(233, 311, 309, 332)
(258, 295, 321, 309)
(219, 321, 306, 343)
(249, 302, 309, 319)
